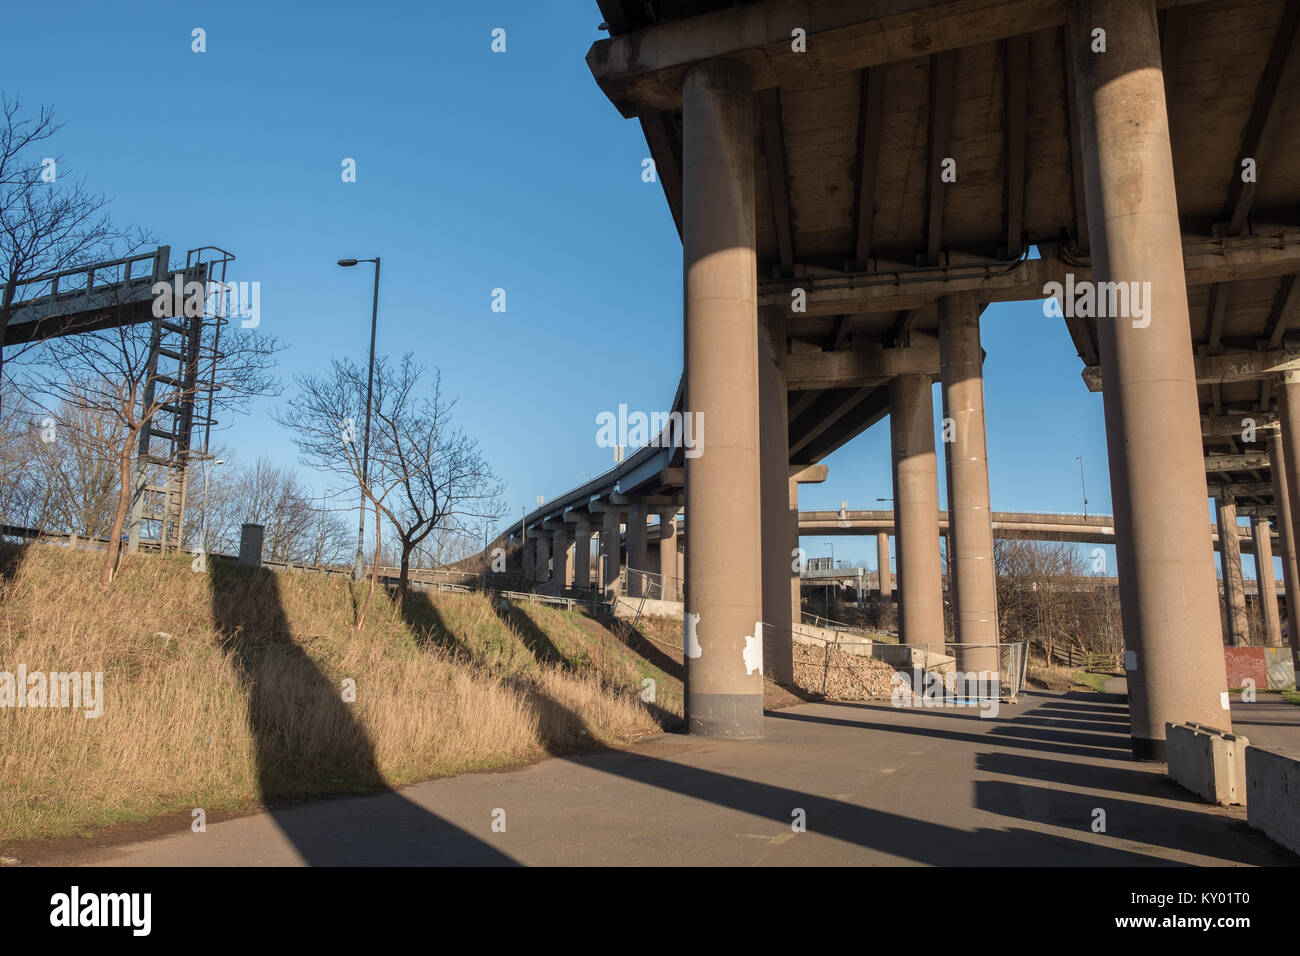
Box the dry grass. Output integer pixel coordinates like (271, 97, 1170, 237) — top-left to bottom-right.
(0, 543, 680, 844)
(1026, 659, 1091, 692)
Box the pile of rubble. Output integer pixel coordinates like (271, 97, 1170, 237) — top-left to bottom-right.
(792, 642, 913, 700)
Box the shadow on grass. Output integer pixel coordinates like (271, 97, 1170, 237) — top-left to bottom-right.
(206, 559, 516, 865)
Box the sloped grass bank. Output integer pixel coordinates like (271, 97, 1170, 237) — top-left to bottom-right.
(0, 543, 682, 844)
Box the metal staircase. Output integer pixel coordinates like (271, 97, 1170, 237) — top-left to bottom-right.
(125, 247, 234, 553)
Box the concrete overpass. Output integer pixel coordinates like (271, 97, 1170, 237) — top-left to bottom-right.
(496, 0, 1300, 757)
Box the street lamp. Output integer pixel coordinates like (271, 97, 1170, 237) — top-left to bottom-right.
(338, 256, 381, 580)
(1076, 455, 1089, 518)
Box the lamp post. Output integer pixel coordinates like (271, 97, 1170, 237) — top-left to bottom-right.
(338, 256, 381, 580)
(1076, 455, 1088, 518)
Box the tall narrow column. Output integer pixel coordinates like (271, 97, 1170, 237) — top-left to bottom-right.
(626, 502, 647, 598)
(522, 532, 534, 582)
(657, 509, 680, 598)
(759, 320, 794, 685)
(1274, 373, 1300, 671)
(1071, 0, 1229, 757)
(682, 57, 764, 737)
(1215, 497, 1248, 646)
(890, 373, 944, 647)
(1268, 429, 1300, 658)
(877, 532, 892, 599)
(600, 510, 621, 601)
(1252, 517, 1281, 647)
(789, 476, 803, 622)
(574, 520, 592, 592)
(551, 527, 571, 591)
(534, 535, 550, 585)
(939, 294, 1000, 675)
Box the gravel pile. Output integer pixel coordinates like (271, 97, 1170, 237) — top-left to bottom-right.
(792, 642, 913, 700)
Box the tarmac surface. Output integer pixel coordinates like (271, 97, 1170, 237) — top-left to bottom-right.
(88, 690, 1299, 866)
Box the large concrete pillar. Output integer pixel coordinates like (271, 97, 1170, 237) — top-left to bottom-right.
(1274, 373, 1300, 671)
(759, 320, 794, 686)
(534, 535, 550, 585)
(574, 520, 592, 592)
(522, 532, 534, 582)
(682, 57, 764, 737)
(890, 373, 944, 647)
(1252, 516, 1281, 648)
(626, 502, 647, 598)
(1268, 428, 1300, 654)
(938, 293, 1000, 676)
(551, 527, 571, 590)
(789, 476, 803, 620)
(1071, 0, 1230, 757)
(600, 510, 621, 601)
(1215, 497, 1248, 646)
(658, 509, 679, 599)
(876, 532, 892, 598)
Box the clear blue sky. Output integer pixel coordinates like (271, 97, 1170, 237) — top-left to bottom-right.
(6, 0, 1264, 577)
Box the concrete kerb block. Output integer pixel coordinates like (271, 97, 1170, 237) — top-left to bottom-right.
(1165, 721, 1249, 806)
(1245, 744, 1300, 855)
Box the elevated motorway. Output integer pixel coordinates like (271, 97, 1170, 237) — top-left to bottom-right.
(500, 0, 1300, 747)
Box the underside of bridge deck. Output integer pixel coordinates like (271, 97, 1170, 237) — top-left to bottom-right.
(562, 0, 1300, 752)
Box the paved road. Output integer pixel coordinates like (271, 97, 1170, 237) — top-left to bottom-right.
(89, 691, 1296, 866)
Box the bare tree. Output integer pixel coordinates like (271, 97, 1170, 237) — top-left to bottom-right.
(366, 358, 503, 595)
(277, 355, 405, 628)
(21, 316, 282, 587)
(0, 97, 142, 409)
(278, 354, 504, 624)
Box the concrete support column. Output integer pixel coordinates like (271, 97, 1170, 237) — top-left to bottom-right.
(600, 511, 621, 601)
(522, 533, 534, 582)
(658, 509, 679, 599)
(1071, 0, 1229, 757)
(1252, 517, 1281, 648)
(676, 539, 685, 601)
(1274, 373, 1300, 671)
(890, 373, 944, 647)
(759, 320, 794, 686)
(1268, 429, 1300, 657)
(1215, 497, 1248, 646)
(876, 532, 892, 599)
(626, 502, 647, 598)
(534, 535, 550, 585)
(789, 477, 803, 620)
(938, 293, 1000, 675)
(682, 57, 764, 737)
(551, 527, 571, 590)
(574, 520, 592, 592)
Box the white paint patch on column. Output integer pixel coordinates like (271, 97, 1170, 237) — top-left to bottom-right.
(743, 621, 763, 676)
(1221, 691, 1231, 710)
(685, 612, 702, 659)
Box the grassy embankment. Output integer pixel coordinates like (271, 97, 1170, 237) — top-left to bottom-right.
(0, 542, 688, 844)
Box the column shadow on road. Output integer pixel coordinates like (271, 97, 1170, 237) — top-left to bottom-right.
(207, 559, 518, 865)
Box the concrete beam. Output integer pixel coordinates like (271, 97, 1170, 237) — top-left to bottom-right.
(785, 335, 940, 389)
(1205, 452, 1270, 472)
(587, 0, 1207, 117)
(758, 229, 1300, 317)
(1206, 480, 1273, 497)
(1201, 412, 1279, 438)
(1085, 348, 1300, 391)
